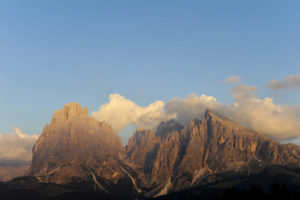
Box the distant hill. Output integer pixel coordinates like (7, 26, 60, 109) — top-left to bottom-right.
(0, 160, 30, 182)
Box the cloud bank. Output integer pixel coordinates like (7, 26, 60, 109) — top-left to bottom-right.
(92, 94, 175, 132)
(0, 128, 39, 161)
(164, 94, 225, 126)
(92, 76, 300, 141)
(165, 81, 300, 141)
(268, 74, 300, 90)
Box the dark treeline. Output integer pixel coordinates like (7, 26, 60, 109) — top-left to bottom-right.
(1, 177, 300, 200)
(154, 183, 300, 200)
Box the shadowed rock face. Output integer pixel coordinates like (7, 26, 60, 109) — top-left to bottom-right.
(126, 120, 186, 188)
(30, 103, 125, 185)
(125, 110, 300, 193)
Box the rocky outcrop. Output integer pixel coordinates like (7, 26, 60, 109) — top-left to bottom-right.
(30, 103, 128, 189)
(29, 103, 300, 197)
(126, 110, 300, 194)
(174, 110, 300, 189)
(126, 120, 186, 188)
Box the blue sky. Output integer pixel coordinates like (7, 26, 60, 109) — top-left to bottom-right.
(0, 1, 300, 138)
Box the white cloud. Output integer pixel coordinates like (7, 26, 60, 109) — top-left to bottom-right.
(164, 80, 300, 141)
(229, 84, 300, 140)
(268, 74, 300, 90)
(92, 77, 300, 141)
(91, 94, 175, 132)
(0, 127, 39, 161)
(164, 94, 223, 126)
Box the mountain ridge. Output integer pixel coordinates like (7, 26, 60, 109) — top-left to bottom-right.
(125, 108, 300, 195)
(18, 102, 300, 198)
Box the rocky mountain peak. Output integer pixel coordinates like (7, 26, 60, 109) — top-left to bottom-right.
(155, 119, 184, 138)
(28, 104, 300, 197)
(125, 110, 300, 194)
(203, 109, 258, 136)
(204, 109, 230, 123)
(51, 102, 88, 124)
(31, 102, 125, 185)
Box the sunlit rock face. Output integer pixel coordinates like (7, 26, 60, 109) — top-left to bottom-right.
(29, 103, 300, 197)
(173, 110, 300, 189)
(30, 102, 125, 185)
(126, 110, 300, 193)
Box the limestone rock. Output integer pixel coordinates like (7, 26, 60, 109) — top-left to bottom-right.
(126, 110, 300, 193)
(28, 103, 300, 197)
(30, 102, 125, 185)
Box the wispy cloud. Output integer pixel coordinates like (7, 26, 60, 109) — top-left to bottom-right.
(225, 75, 242, 84)
(268, 74, 300, 90)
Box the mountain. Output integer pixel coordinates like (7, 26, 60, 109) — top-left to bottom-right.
(126, 119, 186, 192)
(29, 102, 137, 198)
(0, 160, 30, 182)
(125, 110, 300, 196)
(2, 103, 300, 199)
